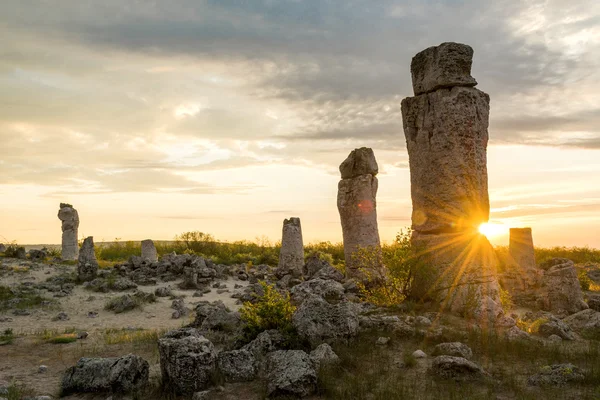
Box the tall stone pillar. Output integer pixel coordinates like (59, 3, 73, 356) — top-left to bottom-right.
(78, 236, 98, 282)
(141, 239, 158, 262)
(509, 228, 535, 270)
(401, 43, 502, 319)
(337, 147, 381, 281)
(276, 217, 304, 278)
(57, 203, 79, 261)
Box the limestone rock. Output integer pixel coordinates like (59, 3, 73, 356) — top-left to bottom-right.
(339, 147, 378, 179)
(77, 237, 98, 282)
(289, 278, 345, 305)
(241, 330, 285, 359)
(309, 343, 340, 369)
(61, 354, 149, 395)
(509, 228, 536, 270)
(192, 301, 241, 332)
(431, 355, 486, 380)
(276, 217, 304, 278)
(311, 265, 345, 283)
(140, 239, 158, 262)
(527, 364, 584, 386)
(292, 294, 359, 346)
(410, 42, 477, 96)
(402, 86, 490, 233)
(57, 203, 79, 261)
(562, 309, 600, 337)
(337, 169, 381, 280)
(539, 258, 588, 315)
(432, 342, 473, 359)
(267, 350, 317, 398)
(216, 349, 256, 382)
(303, 254, 331, 278)
(158, 328, 216, 395)
(412, 350, 427, 359)
(538, 319, 575, 341)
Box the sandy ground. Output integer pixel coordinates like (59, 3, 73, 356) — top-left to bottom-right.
(0, 258, 249, 398)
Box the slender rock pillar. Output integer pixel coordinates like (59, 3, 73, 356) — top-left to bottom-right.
(337, 147, 382, 281)
(402, 42, 502, 319)
(78, 236, 98, 282)
(58, 203, 79, 260)
(276, 217, 304, 278)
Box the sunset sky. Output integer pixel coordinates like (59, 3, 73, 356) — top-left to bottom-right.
(1, 0, 599, 248)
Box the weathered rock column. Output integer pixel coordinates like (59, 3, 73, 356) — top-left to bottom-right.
(401, 43, 502, 319)
(337, 147, 381, 281)
(141, 239, 158, 262)
(57, 203, 79, 260)
(498, 227, 541, 306)
(276, 217, 304, 278)
(78, 236, 98, 282)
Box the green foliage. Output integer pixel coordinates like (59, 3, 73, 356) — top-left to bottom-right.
(240, 281, 296, 342)
(579, 270, 593, 291)
(47, 333, 78, 344)
(305, 241, 345, 267)
(535, 246, 600, 264)
(0, 285, 51, 311)
(3, 243, 25, 258)
(355, 229, 425, 307)
(499, 287, 514, 311)
(0, 328, 14, 345)
(97, 238, 141, 261)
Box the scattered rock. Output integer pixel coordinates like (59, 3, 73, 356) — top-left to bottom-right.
(290, 278, 345, 305)
(38, 365, 48, 373)
(412, 350, 427, 359)
(158, 328, 216, 395)
(309, 343, 340, 369)
(538, 319, 575, 341)
(528, 364, 585, 386)
(267, 350, 317, 398)
(432, 342, 473, 359)
(155, 287, 172, 297)
(216, 349, 256, 382)
(376, 337, 390, 345)
(431, 356, 486, 380)
(61, 354, 149, 395)
(54, 312, 69, 321)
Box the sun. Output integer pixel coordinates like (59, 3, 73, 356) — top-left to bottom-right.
(478, 222, 506, 238)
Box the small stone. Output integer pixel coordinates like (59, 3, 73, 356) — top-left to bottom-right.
(38, 365, 48, 373)
(87, 311, 98, 318)
(376, 337, 390, 345)
(192, 391, 211, 400)
(412, 350, 427, 359)
(55, 312, 69, 321)
(77, 331, 89, 339)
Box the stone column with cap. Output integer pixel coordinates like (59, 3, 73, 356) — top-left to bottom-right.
(401, 42, 502, 319)
(337, 147, 382, 281)
(57, 203, 79, 261)
(276, 217, 304, 278)
(141, 239, 158, 262)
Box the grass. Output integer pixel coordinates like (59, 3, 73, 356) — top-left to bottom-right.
(316, 326, 600, 400)
(47, 333, 78, 344)
(0, 328, 14, 345)
(0, 285, 53, 311)
(103, 328, 168, 345)
(3, 381, 35, 400)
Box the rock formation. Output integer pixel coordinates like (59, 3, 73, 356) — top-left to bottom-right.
(402, 42, 502, 319)
(337, 147, 381, 280)
(57, 203, 79, 260)
(539, 258, 588, 315)
(499, 228, 541, 305)
(276, 217, 304, 278)
(78, 236, 98, 282)
(141, 239, 158, 262)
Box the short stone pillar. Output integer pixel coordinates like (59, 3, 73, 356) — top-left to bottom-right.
(141, 239, 158, 262)
(402, 43, 502, 319)
(57, 203, 79, 260)
(78, 236, 98, 282)
(337, 147, 381, 281)
(509, 228, 536, 270)
(276, 217, 304, 278)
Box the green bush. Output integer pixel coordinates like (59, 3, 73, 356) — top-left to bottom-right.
(239, 281, 296, 342)
(578, 270, 592, 291)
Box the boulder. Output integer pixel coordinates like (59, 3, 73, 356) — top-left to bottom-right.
(562, 309, 600, 337)
(538, 319, 575, 341)
(267, 350, 317, 398)
(61, 354, 149, 395)
(216, 349, 256, 382)
(430, 356, 486, 380)
(241, 330, 285, 359)
(339, 147, 378, 179)
(158, 328, 216, 395)
(311, 265, 345, 283)
(432, 342, 473, 359)
(528, 364, 585, 386)
(310, 343, 340, 369)
(192, 301, 242, 332)
(303, 254, 331, 278)
(539, 259, 588, 315)
(292, 295, 359, 346)
(290, 278, 345, 305)
(78, 237, 98, 282)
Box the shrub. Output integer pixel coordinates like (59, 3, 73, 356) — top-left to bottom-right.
(578, 270, 592, 291)
(0, 328, 14, 345)
(499, 287, 514, 311)
(354, 229, 425, 307)
(47, 333, 78, 344)
(239, 281, 296, 342)
(3, 244, 25, 258)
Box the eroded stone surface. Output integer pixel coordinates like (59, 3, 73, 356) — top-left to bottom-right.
(141, 239, 158, 262)
(337, 150, 381, 280)
(539, 258, 588, 315)
(276, 217, 304, 278)
(78, 237, 98, 282)
(58, 203, 79, 261)
(411, 42, 477, 96)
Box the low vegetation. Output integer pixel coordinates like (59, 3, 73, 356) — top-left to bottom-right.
(0, 285, 52, 311)
(0, 328, 14, 345)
